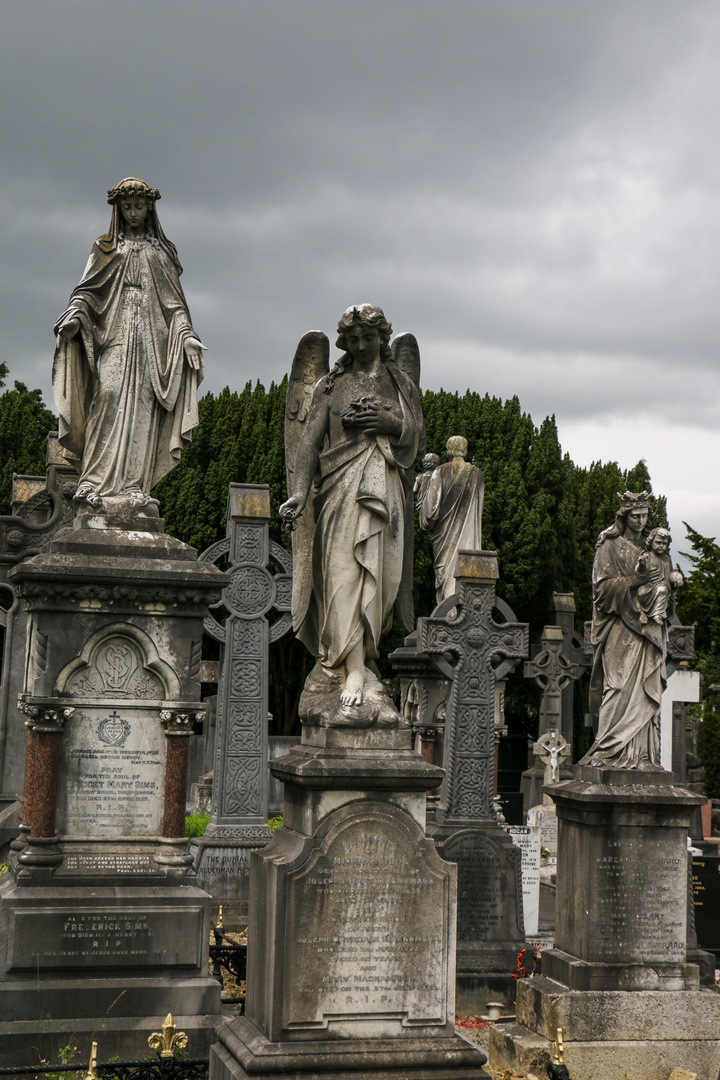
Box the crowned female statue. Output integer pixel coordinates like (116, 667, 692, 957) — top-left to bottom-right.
(52, 177, 205, 511)
(580, 490, 679, 770)
(280, 304, 425, 723)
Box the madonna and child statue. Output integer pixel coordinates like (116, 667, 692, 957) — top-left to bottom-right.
(52, 177, 205, 515)
(280, 304, 426, 729)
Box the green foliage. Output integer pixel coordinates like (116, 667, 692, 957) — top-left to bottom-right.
(268, 815, 283, 832)
(0, 382, 57, 515)
(697, 703, 720, 801)
(676, 524, 720, 797)
(0, 861, 9, 877)
(185, 814, 210, 838)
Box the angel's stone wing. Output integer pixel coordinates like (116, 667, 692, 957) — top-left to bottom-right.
(285, 331, 329, 634)
(390, 332, 421, 387)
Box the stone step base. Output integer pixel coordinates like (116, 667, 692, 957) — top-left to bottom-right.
(210, 1016, 490, 1080)
(488, 1023, 720, 1080)
(0, 1010, 228, 1068)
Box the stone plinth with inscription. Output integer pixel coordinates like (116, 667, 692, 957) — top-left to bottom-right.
(489, 769, 720, 1080)
(209, 733, 490, 1080)
(0, 506, 228, 1063)
(191, 484, 293, 920)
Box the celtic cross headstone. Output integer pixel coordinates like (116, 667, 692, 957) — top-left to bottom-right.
(191, 483, 293, 916)
(411, 550, 530, 983)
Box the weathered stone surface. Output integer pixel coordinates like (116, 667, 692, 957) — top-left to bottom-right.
(489, 1022, 720, 1080)
(55, 706, 166, 836)
(516, 976, 720, 1042)
(546, 772, 703, 990)
(435, 825, 524, 972)
(581, 491, 683, 770)
(417, 435, 484, 605)
(280, 305, 424, 718)
(0, 884, 207, 972)
(52, 178, 205, 511)
(212, 1015, 489, 1080)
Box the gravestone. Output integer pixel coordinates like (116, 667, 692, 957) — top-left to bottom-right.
(392, 551, 529, 1010)
(527, 729, 570, 882)
(505, 824, 540, 937)
(190, 484, 293, 919)
(692, 854, 720, 962)
(0, 504, 228, 1062)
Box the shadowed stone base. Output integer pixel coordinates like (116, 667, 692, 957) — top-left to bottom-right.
(0, 879, 223, 1065)
(211, 741, 489, 1080)
(488, 976, 720, 1080)
(211, 1015, 489, 1080)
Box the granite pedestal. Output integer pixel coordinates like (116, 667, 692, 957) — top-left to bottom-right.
(489, 767, 720, 1080)
(0, 508, 228, 1063)
(209, 726, 489, 1080)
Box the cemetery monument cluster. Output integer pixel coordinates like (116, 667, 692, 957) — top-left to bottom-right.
(0, 178, 719, 1080)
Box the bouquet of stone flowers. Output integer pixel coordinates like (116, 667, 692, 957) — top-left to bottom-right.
(341, 394, 381, 427)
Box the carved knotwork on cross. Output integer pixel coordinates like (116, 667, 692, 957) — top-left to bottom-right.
(415, 551, 528, 824)
(524, 625, 584, 738)
(199, 484, 293, 826)
(533, 728, 571, 803)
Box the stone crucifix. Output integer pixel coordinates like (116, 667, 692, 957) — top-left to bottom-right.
(533, 728, 571, 804)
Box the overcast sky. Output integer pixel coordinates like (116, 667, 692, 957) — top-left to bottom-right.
(1, 1, 718, 557)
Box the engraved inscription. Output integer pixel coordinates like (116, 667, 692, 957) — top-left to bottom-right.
(284, 808, 449, 1027)
(55, 708, 166, 837)
(586, 834, 687, 963)
(8, 907, 202, 970)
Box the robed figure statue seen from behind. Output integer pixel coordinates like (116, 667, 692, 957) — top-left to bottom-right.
(52, 177, 205, 511)
(280, 304, 425, 725)
(417, 435, 484, 604)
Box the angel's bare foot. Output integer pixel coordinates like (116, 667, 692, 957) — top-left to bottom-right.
(341, 670, 365, 707)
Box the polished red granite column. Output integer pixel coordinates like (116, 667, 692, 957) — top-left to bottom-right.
(30, 723, 63, 838)
(21, 721, 37, 830)
(162, 712, 194, 838)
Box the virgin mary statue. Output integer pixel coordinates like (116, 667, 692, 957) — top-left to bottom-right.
(52, 177, 205, 508)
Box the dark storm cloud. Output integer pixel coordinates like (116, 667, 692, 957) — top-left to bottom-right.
(1, 1, 719, 537)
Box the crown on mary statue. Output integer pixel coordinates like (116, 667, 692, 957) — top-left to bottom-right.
(616, 490, 651, 513)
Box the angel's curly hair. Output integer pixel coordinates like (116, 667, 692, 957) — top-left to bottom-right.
(324, 304, 392, 392)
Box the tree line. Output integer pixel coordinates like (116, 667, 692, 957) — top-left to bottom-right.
(1, 375, 718, 791)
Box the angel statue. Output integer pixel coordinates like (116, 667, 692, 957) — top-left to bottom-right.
(52, 177, 205, 512)
(280, 304, 426, 722)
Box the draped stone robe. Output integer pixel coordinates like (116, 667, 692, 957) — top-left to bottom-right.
(52, 231, 202, 499)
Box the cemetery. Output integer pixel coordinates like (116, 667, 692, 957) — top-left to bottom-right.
(0, 175, 718, 1080)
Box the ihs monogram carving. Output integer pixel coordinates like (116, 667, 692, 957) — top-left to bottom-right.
(97, 640, 138, 691)
(66, 637, 164, 699)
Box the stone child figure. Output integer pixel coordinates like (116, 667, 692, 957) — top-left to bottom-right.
(418, 435, 484, 604)
(280, 305, 425, 712)
(52, 177, 205, 510)
(635, 527, 684, 625)
(580, 491, 680, 771)
(413, 452, 440, 506)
